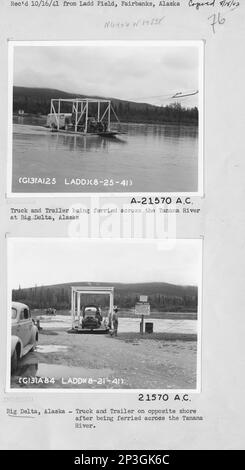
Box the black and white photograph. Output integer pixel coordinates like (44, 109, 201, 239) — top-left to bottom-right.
(1, 0, 245, 454)
(8, 41, 203, 196)
(8, 238, 202, 391)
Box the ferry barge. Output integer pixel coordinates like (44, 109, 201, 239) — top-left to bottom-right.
(47, 98, 122, 138)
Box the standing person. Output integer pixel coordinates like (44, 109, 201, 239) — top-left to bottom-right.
(112, 307, 119, 337)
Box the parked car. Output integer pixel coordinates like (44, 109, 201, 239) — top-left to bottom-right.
(11, 302, 38, 373)
(81, 305, 102, 330)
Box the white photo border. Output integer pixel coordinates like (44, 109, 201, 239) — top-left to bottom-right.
(7, 40, 204, 198)
(6, 236, 203, 394)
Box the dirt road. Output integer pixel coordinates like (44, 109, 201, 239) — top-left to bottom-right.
(11, 330, 197, 390)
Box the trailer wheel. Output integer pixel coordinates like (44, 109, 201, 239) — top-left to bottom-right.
(11, 349, 18, 375)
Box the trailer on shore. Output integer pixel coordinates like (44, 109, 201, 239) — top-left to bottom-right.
(68, 286, 115, 334)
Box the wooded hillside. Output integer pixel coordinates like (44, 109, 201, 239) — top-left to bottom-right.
(12, 281, 198, 312)
(13, 86, 198, 125)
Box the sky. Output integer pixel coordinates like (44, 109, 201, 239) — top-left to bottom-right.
(13, 43, 200, 107)
(9, 239, 202, 289)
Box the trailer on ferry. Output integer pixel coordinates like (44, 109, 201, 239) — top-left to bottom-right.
(47, 98, 122, 138)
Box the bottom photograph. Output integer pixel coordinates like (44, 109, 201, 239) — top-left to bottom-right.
(7, 238, 202, 391)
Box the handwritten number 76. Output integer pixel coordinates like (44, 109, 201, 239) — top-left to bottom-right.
(208, 13, 226, 34)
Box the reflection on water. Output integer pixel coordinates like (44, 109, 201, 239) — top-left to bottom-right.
(12, 116, 199, 193)
(36, 345, 69, 353)
(12, 352, 113, 383)
(16, 361, 39, 378)
(52, 132, 126, 153)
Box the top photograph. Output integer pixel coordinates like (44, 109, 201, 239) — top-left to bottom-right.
(8, 41, 203, 197)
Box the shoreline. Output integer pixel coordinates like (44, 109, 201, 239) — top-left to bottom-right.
(13, 114, 198, 127)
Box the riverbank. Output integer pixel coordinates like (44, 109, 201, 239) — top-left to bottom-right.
(31, 309, 197, 321)
(13, 114, 198, 127)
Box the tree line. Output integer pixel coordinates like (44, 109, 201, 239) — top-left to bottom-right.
(13, 87, 198, 126)
(12, 284, 198, 313)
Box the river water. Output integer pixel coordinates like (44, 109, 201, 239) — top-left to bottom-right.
(38, 315, 197, 335)
(12, 116, 198, 193)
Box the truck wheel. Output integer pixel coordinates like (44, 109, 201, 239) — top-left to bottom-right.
(11, 349, 18, 375)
